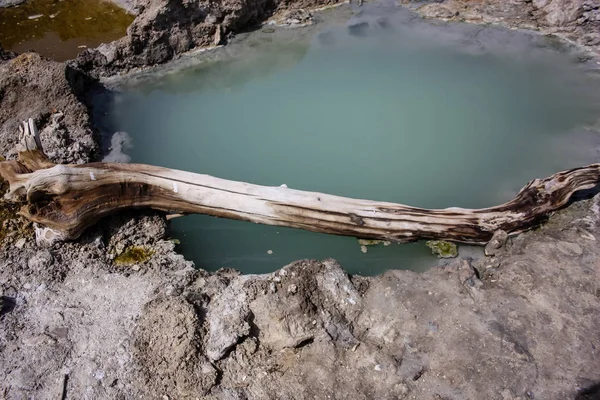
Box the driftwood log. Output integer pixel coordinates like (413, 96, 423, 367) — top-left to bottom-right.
(1, 119, 600, 245)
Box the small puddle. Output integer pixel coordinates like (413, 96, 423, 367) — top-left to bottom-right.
(100, 3, 600, 275)
(0, 0, 134, 61)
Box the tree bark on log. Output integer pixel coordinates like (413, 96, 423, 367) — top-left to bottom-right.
(1, 120, 600, 245)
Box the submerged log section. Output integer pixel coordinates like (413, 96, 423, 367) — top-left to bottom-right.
(1, 120, 600, 244)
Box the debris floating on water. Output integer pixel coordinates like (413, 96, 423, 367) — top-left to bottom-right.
(358, 239, 392, 247)
(28, 14, 43, 19)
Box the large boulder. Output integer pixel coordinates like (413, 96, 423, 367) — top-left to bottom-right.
(0, 45, 16, 62)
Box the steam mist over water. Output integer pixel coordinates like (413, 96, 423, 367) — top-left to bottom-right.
(104, 4, 600, 275)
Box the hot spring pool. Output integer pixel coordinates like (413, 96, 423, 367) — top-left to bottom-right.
(102, 3, 600, 275)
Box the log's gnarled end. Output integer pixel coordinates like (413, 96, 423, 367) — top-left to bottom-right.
(0, 161, 33, 201)
(2, 119, 600, 246)
(508, 165, 600, 213)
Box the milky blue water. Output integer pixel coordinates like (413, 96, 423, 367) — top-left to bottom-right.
(104, 4, 600, 275)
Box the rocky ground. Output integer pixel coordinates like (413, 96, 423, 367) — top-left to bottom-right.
(73, 0, 344, 76)
(73, 0, 600, 77)
(407, 0, 600, 56)
(2, 165, 600, 399)
(1, 0, 600, 399)
(0, 53, 97, 164)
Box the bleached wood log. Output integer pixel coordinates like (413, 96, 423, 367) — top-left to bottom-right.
(1, 120, 599, 245)
(16, 119, 53, 172)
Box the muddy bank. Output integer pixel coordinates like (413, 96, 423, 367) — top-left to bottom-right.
(1, 1, 600, 400)
(74, 0, 344, 76)
(72, 0, 600, 77)
(0, 53, 97, 164)
(407, 0, 600, 55)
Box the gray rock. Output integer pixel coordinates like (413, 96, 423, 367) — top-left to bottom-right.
(556, 241, 583, 256)
(74, 0, 341, 76)
(0, 45, 16, 61)
(418, 3, 459, 19)
(280, 9, 313, 26)
(203, 277, 251, 361)
(485, 230, 509, 256)
(27, 251, 54, 271)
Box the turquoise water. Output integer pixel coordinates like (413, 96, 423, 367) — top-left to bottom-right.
(105, 5, 600, 275)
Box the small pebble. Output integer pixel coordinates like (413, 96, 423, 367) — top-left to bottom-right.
(428, 321, 439, 333)
(485, 230, 508, 256)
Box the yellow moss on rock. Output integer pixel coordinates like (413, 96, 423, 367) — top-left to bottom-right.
(0, 173, 32, 245)
(426, 240, 458, 258)
(114, 246, 155, 266)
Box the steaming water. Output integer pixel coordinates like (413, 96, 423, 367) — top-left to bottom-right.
(105, 4, 600, 275)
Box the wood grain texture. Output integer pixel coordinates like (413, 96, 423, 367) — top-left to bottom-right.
(2, 120, 599, 244)
(2, 157, 599, 244)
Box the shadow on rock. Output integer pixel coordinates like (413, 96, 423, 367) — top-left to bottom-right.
(0, 296, 16, 316)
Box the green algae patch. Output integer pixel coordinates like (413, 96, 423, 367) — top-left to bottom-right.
(358, 238, 392, 254)
(0, 174, 32, 245)
(426, 240, 458, 258)
(114, 246, 155, 266)
(358, 239, 392, 247)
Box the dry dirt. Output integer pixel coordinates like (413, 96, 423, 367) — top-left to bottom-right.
(1, 190, 600, 399)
